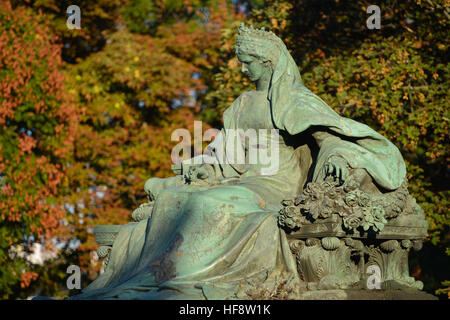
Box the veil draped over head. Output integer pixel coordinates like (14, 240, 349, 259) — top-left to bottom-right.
(259, 27, 406, 190)
(267, 39, 304, 126)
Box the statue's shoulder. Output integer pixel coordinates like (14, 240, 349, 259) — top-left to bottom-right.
(288, 85, 335, 115)
(223, 91, 250, 117)
(289, 86, 317, 103)
(238, 90, 256, 100)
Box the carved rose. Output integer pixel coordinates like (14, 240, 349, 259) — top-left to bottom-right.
(343, 213, 362, 231)
(320, 198, 334, 218)
(284, 205, 299, 218)
(358, 192, 371, 207)
(391, 204, 402, 215)
(303, 182, 324, 197)
(343, 178, 359, 192)
(278, 214, 296, 230)
(372, 205, 387, 222)
(278, 202, 302, 231)
(325, 187, 338, 199)
(361, 205, 387, 232)
(344, 191, 358, 207)
(333, 197, 352, 217)
(297, 182, 325, 220)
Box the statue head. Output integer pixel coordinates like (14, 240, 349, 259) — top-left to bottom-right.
(235, 23, 282, 83)
(235, 23, 302, 88)
(235, 23, 304, 127)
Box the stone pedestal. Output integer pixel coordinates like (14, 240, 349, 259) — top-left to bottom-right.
(298, 289, 437, 300)
(282, 192, 433, 298)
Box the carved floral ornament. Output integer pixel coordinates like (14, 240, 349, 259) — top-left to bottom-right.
(278, 175, 417, 234)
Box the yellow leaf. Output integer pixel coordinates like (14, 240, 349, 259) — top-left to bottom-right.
(418, 92, 425, 103)
(271, 18, 278, 28)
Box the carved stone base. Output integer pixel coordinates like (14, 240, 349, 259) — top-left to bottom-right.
(279, 176, 433, 297)
(289, 237, 425, 291)
(298, 289, 437, 300)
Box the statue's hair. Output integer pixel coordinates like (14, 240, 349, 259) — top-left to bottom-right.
(235, 23, 284, 67)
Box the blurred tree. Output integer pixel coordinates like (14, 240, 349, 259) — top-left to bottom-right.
(12, 0, 125, 62)
(0, 1, 78, 298)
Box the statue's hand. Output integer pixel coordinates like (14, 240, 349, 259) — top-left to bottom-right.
(184, 164, 214, 184)
(132, 202, 154, 222)
(325, 156, 350, 182)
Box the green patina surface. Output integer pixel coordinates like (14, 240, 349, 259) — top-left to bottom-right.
(71, 23, 429, 300)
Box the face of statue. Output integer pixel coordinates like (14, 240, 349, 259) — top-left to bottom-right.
(237, 51, 269, 82)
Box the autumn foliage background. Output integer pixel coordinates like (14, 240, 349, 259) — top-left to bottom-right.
(0, 0, 448, 299)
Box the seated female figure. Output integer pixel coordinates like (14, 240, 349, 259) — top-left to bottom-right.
(71, 24, 406, 300)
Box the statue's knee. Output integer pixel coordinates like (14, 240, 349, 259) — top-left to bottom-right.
(144, 176, 184, 201)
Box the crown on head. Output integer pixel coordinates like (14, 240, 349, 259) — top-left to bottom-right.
(235, 23, 283, 64)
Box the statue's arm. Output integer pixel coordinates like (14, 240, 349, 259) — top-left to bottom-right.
(136, 95, 243, 220)
(309, 130, 347, 182)
(179, 95, 244, 184)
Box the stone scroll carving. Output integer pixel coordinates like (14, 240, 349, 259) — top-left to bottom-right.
(93, 225, 121, 271)
(279, 175, 428, 292)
